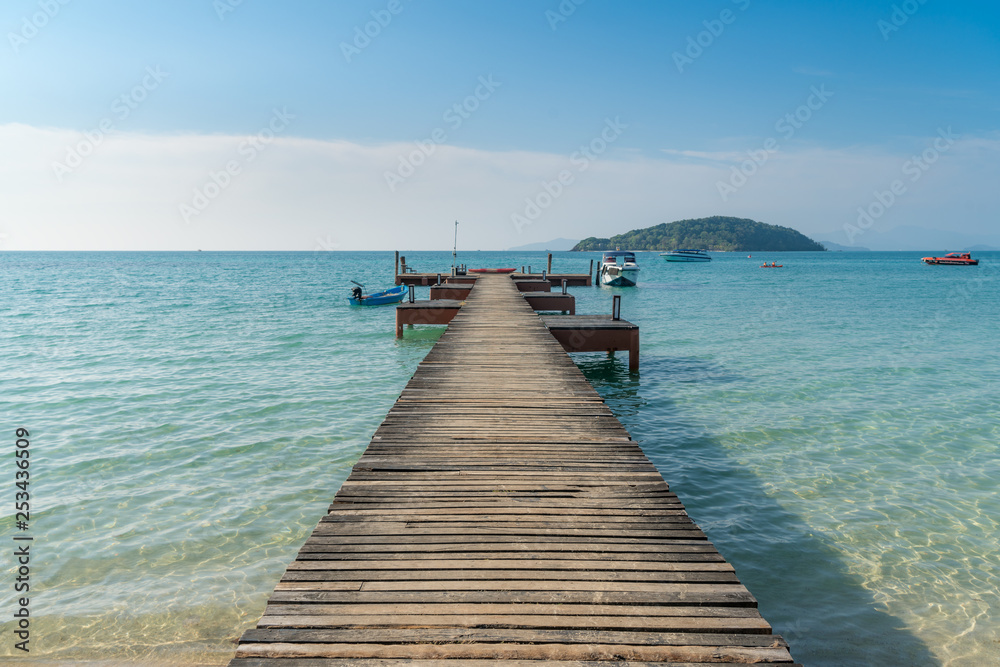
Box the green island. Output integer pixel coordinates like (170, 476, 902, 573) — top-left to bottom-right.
(571, 216, 826, 252)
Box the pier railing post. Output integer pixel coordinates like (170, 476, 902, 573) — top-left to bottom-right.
(547, 253, 552, 274)
(612, 294, 621, 321)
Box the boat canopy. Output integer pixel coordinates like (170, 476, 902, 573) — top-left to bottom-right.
(602, 251, 636, 261)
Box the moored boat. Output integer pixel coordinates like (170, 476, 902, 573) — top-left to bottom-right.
(347, 283, 408, 306)
(598, 251, 639, 286)
(660, 249, 711, 262)
(922, 252, 978, 266)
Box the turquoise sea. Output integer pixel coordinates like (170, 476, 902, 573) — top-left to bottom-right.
(1, 250, 998, 666)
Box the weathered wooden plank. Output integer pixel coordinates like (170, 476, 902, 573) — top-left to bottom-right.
(234, 642, 793, 662)
(255, 603, 764, 618)
(231, 660, 802, 667)
(265, 590, 758, 606)
(241, 628, 782, 646)
(280, 569, 740, 585)
(283, 559, 734, 571)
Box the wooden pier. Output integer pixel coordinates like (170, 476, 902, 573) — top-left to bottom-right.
(230, 274, 796, 665)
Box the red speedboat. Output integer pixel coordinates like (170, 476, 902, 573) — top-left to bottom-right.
(922, 252, 978, 266)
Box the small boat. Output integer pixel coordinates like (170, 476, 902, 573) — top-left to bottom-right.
(598, 251, 639, 286)
(922, 252, 978, 266)
(468, 268, 516, 274)
(347, 282, 408, 306)
(760, 262, 783, 268)
(660, 249, 711, 262)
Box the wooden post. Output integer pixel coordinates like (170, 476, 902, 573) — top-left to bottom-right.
(394, 250, 399, 277)
(589, 259, 594, 281)
(547, 253, 552, 274)
(629, 328, 640, 372)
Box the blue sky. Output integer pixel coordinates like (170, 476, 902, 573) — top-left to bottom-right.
(2, 0, 998, 250)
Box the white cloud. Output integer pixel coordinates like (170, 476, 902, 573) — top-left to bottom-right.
(1, 123, 998, 250)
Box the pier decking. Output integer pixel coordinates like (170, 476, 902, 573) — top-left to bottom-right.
(230, 274, 796, 665)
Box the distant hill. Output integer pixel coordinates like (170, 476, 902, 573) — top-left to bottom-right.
(507, 238, 579, 251)
(814, 225, 1000, 251)
(572, 217, 825, 252)
(822, 241, 870, 252)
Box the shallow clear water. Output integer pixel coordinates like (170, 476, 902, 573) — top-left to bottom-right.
(1, 250, 997, 665)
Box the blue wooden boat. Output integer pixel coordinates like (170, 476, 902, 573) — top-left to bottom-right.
(347, 282, 407, 306)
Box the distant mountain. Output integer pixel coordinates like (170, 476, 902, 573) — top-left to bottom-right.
(822, 241, 870, 252)
(815, 226, 1000, 251)
(507, 238, 579, 251)
(572, 217, 825, 252)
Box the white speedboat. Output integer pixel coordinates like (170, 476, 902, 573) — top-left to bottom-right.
(660, 249, 711, 262)
(598, 251, 639, 286)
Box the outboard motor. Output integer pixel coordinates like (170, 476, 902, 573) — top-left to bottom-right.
(351, 286, 363, 300)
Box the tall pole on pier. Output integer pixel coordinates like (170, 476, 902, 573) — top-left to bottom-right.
(452, 220, 458, 274)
